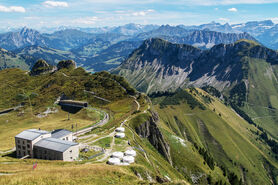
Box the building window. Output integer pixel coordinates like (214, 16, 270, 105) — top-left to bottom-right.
(27, 144, 30, 148)
(17, 140, 20, 144)
(18, 145, 21, 149)
(28, 151, 31, 155)
(70, 150, 72, 153)
(27, 140, 31, 144)
(23, 141, 25, 144)
(44, 150, 47, 154)
(23, 151, 26, 156)
(22, 146, 26, 150)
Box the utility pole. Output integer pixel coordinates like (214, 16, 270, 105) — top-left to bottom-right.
(68, 112, 70, 120)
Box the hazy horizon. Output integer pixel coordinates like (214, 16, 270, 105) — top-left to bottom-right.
(0, 0, 278, 30)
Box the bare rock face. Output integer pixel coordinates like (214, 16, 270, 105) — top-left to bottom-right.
(135, 111, 172, 165)
(57, 60, 76, 70)
(30, 59, 55, 76)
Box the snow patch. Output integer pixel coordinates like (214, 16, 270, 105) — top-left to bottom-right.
(172, 135, 187, 147)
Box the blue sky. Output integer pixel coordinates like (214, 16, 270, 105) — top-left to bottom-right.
(0, 0, 278, 29)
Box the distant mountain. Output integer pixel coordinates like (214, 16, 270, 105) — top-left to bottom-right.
(42, 29, 97, 50)
(134, 25, 256, 49)
(0, 47, 35, 70)
(81, 40, 142, 72)
(157, 30, 256, 49)
(180, 21, 236, 33)
(14, 45, 77, 65)
(0, 27, 131, 51)
(231, 20, 275, 36)
(136, 25, 192, 39)
(0, 27, 48, 51)
(179, 20, 278, 50)
(109, 23, 159, 36)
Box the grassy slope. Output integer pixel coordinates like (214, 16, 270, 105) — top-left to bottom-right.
(0, 49, 30, 70)
(151, 88, 278, 185)
(0, 68, 132, 150)
(0, 68, 190, 184)
(242, 58, 278, 138)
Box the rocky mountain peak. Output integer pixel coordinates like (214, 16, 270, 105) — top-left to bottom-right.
(30, 59, 55, 76)
(57, 60, 76, 70)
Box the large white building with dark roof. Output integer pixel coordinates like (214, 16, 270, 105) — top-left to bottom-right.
(15, 129, 79, 161)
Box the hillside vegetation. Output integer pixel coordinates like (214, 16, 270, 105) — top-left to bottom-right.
(149, 88, 278, 185)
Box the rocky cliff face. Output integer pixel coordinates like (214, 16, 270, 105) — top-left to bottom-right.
(134, 111, 172, 165)
(113, 38, 278, 94)
(112, 38, 201, 93)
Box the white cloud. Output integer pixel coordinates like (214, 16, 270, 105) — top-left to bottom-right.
(219, 18, 229, 22)
(132, 9, 155, 17)
(228, 8, 238, 12)
(0, 5, 26, 13)
(43, 1, 69, 8)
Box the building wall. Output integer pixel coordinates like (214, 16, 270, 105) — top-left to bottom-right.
(15, 133, 51, 158)
(62, 145, 79, 161)
(33, 146, 63, 160)
(15, 138, 31, 158)
(59, 133, 73, 142)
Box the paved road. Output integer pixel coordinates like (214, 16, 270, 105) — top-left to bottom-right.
(74, 108, 109, 136)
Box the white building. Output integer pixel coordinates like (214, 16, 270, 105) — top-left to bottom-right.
(15, 129, 79, 161)
(15, 129, 51, 158)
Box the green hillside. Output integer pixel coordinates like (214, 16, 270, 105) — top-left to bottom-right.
(149, 88, 278, 184)
(239, 58, 278, 138)
(0, 48, 34, 70)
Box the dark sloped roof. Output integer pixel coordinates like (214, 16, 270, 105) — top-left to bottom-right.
(15, 129, 49, 141)
(51, 129, 72, 139)
(34, 137, 78, 152)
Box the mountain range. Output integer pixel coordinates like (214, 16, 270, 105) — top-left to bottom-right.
(0, 20, 278, 73)
(0, 25, 257, 72)
(112, 38, 278, 140)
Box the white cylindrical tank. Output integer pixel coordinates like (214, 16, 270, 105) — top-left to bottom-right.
(124, 150, 136, 156)
(108, 157, 121, 165)
(115, 127, 125, 132)
(115, 133, 125, 138)
(121, 162, 130, 166)
(111, 152, 124, 158)
(122, 156, 135, 164)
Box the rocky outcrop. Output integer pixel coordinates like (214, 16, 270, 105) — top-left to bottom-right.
(30, 59, 55, 76)
(135, 111, 172, 165)
(57, 60, 76, 70)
